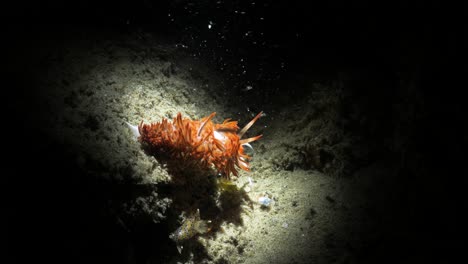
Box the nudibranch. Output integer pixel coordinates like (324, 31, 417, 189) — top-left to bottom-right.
(127, 112, 263, 178)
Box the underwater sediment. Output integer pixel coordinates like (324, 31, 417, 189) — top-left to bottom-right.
(8, 6, 463, 263)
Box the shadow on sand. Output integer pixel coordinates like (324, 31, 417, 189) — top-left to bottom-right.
(137, 151, 253, 262)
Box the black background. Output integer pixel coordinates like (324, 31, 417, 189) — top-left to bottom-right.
(6, 1, 465, 263)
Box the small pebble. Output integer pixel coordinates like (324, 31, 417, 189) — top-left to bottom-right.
(258, 196, 272, 207)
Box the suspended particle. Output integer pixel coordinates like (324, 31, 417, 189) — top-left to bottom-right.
(242, 85, 253, 91)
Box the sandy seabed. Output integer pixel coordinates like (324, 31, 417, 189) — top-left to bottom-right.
(17, 29, 412, 264)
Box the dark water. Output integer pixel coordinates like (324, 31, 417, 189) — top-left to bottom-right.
(7, 1, 464, 263)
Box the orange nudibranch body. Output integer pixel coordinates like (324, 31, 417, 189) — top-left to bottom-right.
(137, 112, 263, 178)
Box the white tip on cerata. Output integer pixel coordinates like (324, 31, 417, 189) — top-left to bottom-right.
(125, 121, 140, 140)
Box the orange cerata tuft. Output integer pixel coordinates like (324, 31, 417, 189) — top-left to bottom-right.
(137, 112, 263, 178)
